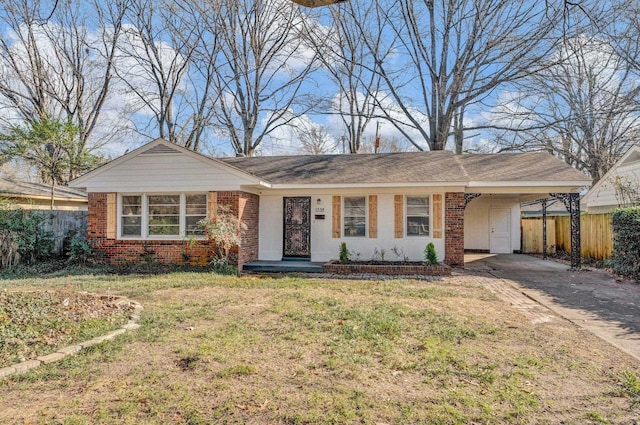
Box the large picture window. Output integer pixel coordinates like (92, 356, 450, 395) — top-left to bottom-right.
(406, 196, 430, 236)
(343, 196, 366, 237)
(119, 193, 207, 239)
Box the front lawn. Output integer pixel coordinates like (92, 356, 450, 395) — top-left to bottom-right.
(0, 270, 638, 424)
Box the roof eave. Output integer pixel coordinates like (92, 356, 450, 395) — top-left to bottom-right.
(468, 180, 591, 188)
(261, 181, 469, 190)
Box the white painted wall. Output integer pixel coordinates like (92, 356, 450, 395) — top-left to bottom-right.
(464, 196, 521, 253)
(78, 153, 254, 193)
(259, 191, 446, 262)
(584, 160, 640, 213)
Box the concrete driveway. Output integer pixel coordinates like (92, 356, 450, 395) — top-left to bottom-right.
(463, 254, 640, 361)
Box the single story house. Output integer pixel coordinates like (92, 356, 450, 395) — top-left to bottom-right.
(0, 178, 87, 211)
(68, 138, 590, 269)
(582, 144, 640, 213)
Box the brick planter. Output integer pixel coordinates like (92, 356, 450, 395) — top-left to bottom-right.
(323, 261, 451, 276)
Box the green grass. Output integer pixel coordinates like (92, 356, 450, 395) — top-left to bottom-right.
(0, 266, 639, 424)
(619, 370, 640, 406)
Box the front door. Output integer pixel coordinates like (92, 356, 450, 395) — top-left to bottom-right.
(490, 208, 511, 254)
(283, 197, 311, 258)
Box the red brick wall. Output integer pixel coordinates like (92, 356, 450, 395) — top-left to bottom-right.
(86, 191, 259, 267)
(238, 192, 259, 268)
(444, 192, 465, 267)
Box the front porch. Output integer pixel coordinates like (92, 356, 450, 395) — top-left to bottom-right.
(242, 260, 325, 273)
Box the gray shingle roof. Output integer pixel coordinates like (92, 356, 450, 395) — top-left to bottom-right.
(220, 151, 588, 185)
(0, 178, 87, 200)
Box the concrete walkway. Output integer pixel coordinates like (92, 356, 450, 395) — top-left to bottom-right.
(462, 254, 640, 361)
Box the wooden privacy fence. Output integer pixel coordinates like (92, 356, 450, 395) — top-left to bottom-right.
(521, 213, 613, 260)
(40, 210, 88, 254)
(521, 217, 557, 254)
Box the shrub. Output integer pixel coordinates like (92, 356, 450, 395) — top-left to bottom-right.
(0, 201, 54, 267)
(424, 242, 438, 265)
(66, 231, 93, 264)
(610, 207, 640, 280)
(339, 242, 350, 263)
(200, 205, 247, 268)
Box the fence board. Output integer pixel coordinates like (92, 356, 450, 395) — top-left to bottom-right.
(524, 213, 612, 260)
(40, 210, 88, 254)
(521, 218, 556, 254)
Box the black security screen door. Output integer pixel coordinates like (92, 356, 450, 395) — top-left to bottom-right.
(283, 197, 311, 258)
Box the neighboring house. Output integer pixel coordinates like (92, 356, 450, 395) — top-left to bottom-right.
(0, 178, 87, 211)
(520, 199, 569, 218)
(583, 145, 640, 213)
(68, 139, 590, 269)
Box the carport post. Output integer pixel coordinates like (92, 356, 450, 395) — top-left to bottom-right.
(550, 192, 581, 270)
(568, 193, 581, 270)
(542, 199, 548, 260)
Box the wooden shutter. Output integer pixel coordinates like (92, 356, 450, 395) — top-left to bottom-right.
(368, 195, 378, 238)
(394, 195, 404, 238)
(106, 193, 116, 239)
(207, 191, 218, 219)
(432, 193, 443, 239)
(332, 196, 341, 238)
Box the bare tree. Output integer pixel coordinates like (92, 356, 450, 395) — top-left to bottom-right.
(115, 0, 219, 151)
(492, 36, 640, 183)
(306, 1, 388, 153)
(0, 0, 127, 178)
(210, 0, 319, 157)
(350, 0, 563, 152)
(0, 0, 128, 179)
(296, 124, 335, 154)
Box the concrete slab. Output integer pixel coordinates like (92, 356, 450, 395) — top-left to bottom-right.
(0, 366, 16, 378)
(57, 345, 82, 355)
(37, 352, 65, 364)
(463, 254, 640, 361)
(13, 360, 41, 373)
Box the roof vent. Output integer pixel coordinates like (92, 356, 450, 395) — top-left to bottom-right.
(140, 144, 181, 155)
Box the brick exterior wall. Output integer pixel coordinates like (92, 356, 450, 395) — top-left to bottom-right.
(323, 262, 451, 276)
(87, 191, 259, 267)
(444, 192, 465, 267)
(238, 192, 259, 269)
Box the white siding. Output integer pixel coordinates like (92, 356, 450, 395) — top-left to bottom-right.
(464, 196, 521, 252)
(584, 160, 640, 212)
(81, 153, 255, 192)
(259, 190, 446, 263)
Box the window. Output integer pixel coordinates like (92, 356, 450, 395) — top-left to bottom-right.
(406, 196, 430, 236)
(148, 195, 180, 236)
(344, 196, 366, 237)
(121, 195, 142, 236)
(119, 193, 207, 239)
(185, 194, 207, 236)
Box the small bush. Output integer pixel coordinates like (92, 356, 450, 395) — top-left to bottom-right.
(0, 202, 54, 267)
(339, 242, 350, 263)
(67, 232, 93, 265)
(610, 207, 640, 280)
(200, 205, 247, 269)
(424, 242, 438, 265)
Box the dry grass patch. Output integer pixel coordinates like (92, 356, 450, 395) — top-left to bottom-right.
(0, 272, 638, 424)
(0, 288, 134, 367)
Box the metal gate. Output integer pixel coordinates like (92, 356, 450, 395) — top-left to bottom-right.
(283, 197, 311, 258)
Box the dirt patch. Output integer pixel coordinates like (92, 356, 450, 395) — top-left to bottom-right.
(0, 288, 135, 367)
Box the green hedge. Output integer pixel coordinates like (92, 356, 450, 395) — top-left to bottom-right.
(611, 207, 640, 280)
(0, 205, 54, 267)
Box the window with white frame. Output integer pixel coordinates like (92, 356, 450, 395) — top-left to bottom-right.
(406, 196, 430, 236)
(121, 195, 142, 236)
(343, 196, 366, 237)
(119, 193, 207, 238)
